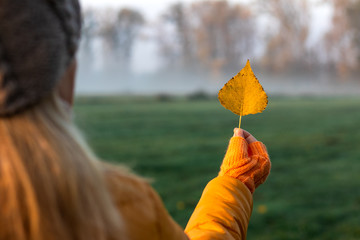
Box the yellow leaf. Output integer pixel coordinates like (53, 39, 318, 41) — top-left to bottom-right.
(218, 60, 268, 124)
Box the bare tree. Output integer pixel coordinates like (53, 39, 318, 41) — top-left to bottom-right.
(80, 9, 98, 68)
(97, 9, 120, 69)
(157, 1, 256, 76)
(191, 1, 256, 74)
(157, 3, 196, 71)
(346, 0, 360, 67)
(323, 0, 358, 78)
(116, 8, 145, 67)
(97, 8, 144, 72)
(259, 0, 311, 73)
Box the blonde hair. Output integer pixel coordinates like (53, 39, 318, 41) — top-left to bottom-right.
(0, 93, 125, 240)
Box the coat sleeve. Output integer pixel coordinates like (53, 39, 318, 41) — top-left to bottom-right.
(185, 176, 253, 240)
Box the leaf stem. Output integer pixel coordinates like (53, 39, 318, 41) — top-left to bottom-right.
(239, 115, 242, 129)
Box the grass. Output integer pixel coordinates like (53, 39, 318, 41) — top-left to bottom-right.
(74, 96, 360, 239)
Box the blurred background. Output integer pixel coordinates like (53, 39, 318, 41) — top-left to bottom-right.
(74, 0, 360, 239)
(77, 0, 360, 95)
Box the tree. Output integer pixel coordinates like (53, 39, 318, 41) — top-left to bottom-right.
(157, 1, 256, 75)
(116, 8, 145, 67)
(97, 9, 120, 69)
(323, 0, 358, 78)
(346, 0, 360, 66)
(79, 9, 98, 69)
(157, 3, 196, 71)
(191, 1, 256, 74)
(259, 0, 311, 73)
(97, 8, 144, 71)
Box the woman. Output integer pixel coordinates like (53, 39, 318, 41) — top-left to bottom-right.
(0, 0, 271, 240)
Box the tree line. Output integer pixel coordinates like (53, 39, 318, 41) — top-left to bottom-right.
(80, 0, 360, 82)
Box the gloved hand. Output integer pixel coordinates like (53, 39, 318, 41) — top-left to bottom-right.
(218, 128, 271, 193)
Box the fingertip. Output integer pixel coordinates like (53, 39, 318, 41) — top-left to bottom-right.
(233, 128, 243, 137)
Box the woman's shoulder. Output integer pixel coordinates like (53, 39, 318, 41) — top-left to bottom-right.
(100, 161, 187, 240)
(100, 162, 154, 205)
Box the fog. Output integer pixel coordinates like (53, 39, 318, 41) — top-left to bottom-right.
(76, 66, 360, 96)
(75, 0, 360, 96)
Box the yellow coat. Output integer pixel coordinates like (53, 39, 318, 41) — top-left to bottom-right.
(104, 167, 253, 240)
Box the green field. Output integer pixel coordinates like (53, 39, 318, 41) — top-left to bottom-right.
(74, 96, 360, 240)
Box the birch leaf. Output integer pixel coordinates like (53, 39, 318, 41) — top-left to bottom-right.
(218, 60, 268, 118)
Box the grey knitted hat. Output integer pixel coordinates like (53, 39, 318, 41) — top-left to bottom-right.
(0, 0, 81, 116)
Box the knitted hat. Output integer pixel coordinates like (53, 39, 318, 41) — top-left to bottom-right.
(0, 0, 81, 116)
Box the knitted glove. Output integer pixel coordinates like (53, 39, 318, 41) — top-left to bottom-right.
(219, 136, 271, 193)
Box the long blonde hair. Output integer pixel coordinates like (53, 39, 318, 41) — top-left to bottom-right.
(0, 93, 125, 240)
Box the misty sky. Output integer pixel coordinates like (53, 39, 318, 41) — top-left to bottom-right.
(79, 0, 331, 74)
(80, 0, 202, 19)
(80, 0, 331, 40)
(80, 0, 261, 22)
(75, 0, 339, 95)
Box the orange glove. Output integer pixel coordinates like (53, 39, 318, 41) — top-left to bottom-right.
(219, 128, 271, 193)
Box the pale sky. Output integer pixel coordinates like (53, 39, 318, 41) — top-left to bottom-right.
(75, 0, 337, 94)
(80, 0, 329, 28)
(78, 0, 331, 74)
(79, 0, 257, 20)
(80, 0, 201, 19)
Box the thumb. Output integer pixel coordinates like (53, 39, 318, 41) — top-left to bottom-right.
(233, 128, 245, 138)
